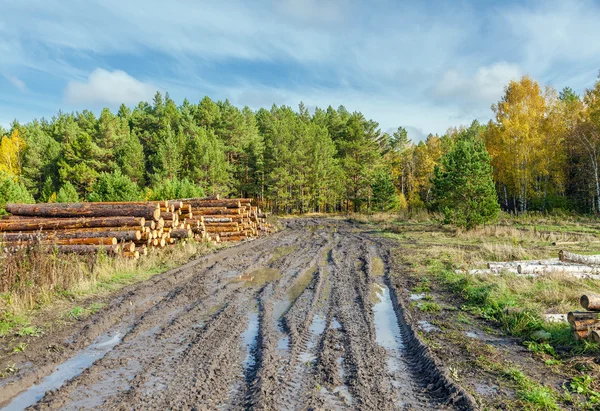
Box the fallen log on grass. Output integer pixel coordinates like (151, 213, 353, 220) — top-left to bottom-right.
(559, 250, 600, 266)
(517, 264, 600, 274)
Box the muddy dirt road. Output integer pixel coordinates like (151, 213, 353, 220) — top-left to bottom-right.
(1, 219, 474, 410)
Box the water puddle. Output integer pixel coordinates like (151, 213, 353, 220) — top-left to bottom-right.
(373, 285, 404, 352)
(242, 311, 260, 372)
(418, 320, 440, 333)
(372, 283, 409, 397)
(475, 383, 498, 395)
(331, 317, 342, 330)
(370, 283, 385, 304)
(240, 268, 281, 287)
(276, 336, 289, 352)
(298, 314, 326, 364)
(4, 331, 123, 410)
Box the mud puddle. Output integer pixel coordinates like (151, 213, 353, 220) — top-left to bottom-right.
(298, 314, 326, 363)
(372, 283, 405, 375)
(3, 331, 123, 410)
(242, 310, 260, 373)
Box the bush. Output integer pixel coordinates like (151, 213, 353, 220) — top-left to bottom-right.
(148, 177, 204, 201)
(56, 181, 80, 203)
(87, 170, 141, 202)
(0, 172, 34, 214)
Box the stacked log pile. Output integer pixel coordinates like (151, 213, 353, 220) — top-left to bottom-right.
(177, 197, 274, 243)
(569, 294, 600, 341)
(0, 198, 275, 258)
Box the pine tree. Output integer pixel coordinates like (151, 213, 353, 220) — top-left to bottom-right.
(432, 121, 500, 229)
(0, 172, 34, 214)
(40, 176, 55, 202)
(87, 170, 141, 202)
(56, 181, 80, 203)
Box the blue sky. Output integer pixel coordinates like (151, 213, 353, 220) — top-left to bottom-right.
(1, 0, 599, 141)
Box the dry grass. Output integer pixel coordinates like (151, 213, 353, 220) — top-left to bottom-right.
(0, 242, 213, 316)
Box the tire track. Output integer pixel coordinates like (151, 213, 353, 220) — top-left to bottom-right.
(2, 219, 475, 411)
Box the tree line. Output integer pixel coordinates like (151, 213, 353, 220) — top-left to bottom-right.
(1, 74, 600, 215)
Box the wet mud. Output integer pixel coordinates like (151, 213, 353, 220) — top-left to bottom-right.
(0, 218, 475, 410)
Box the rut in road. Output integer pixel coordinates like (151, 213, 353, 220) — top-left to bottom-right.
(3, 219, 473, 410)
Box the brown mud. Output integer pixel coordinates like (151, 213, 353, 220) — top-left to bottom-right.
(0, 219, 475, 410)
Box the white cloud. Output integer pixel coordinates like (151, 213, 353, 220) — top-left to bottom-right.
(434, 62, 522, 105)
(3, 74, 27, 92)
(65, 69, 157, 105)
(275, 0, 348, 25)
(502, 0, 600, 88)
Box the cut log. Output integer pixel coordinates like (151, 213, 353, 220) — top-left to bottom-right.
(1, 230, 141, 242)
(54, 244, 120, 255)
(122, 250, 140, 259)
(574, 329, 590, 340)
(191, 207, 240, 215)
(6, 203, 161, 220)
(3, 237, 118, 246)
(570, 318, 600, 331)
(580, 294, 600, 311)
(517, 264, 600, 274)
(567, 311, 600, 324)
(203, 217, 233, 223)
(181, 200, 241, 208)
(487, 259, 559, 269)
(170, 229, 192, 239)
(559, 251, 600, 266)
(0, 216, 145, 231)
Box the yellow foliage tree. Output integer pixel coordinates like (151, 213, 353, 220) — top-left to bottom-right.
(0, 129, 26, 177)
(485, 76, 565, 211)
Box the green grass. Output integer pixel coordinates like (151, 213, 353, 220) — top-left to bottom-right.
(16, 325, 43, 337)
(0, 312, 29, 337)
(416, 301, 442, 313)
(12, 342, 27, 353)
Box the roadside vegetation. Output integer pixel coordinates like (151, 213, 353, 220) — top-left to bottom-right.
(358, 212, 600, 410)
(0, 242, 214, 341)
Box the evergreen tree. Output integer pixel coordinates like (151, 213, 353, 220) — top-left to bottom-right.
(87, 170, 141, 202)
(371, 171, 399, 211)
(40, 176, 55, 202)
(0, 172, 34, 214)
(432, 121, 500, 229)
(56, 181, 80, 203)
(148, 177, 204, 200)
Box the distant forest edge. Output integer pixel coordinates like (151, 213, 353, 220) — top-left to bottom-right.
(1, 74, 600, 215)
